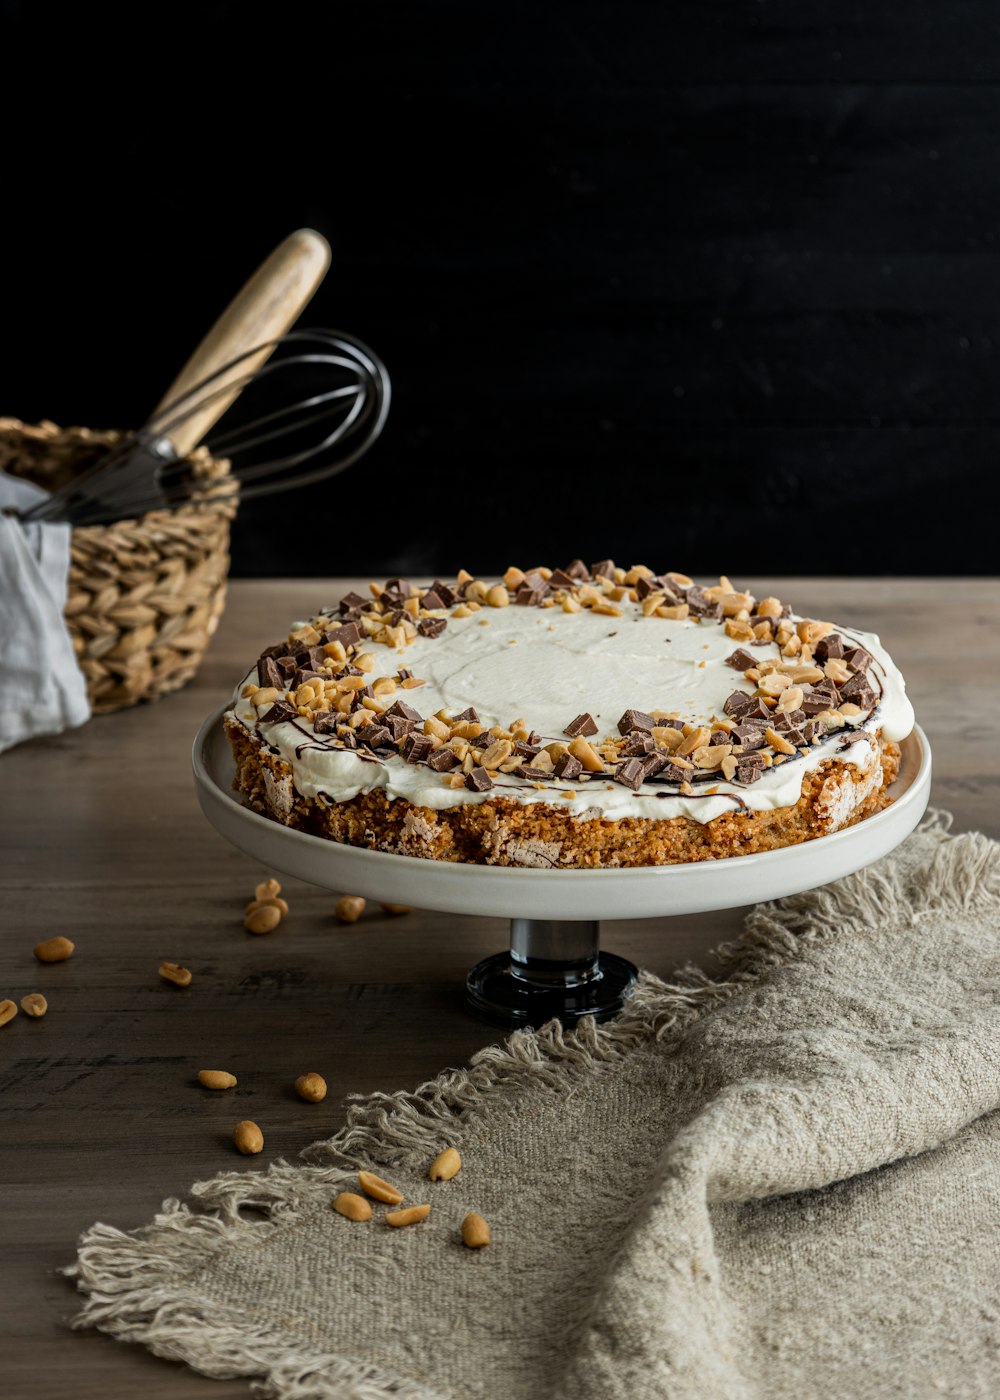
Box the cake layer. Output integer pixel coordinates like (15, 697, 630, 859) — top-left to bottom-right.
(226, 713, 901, 867)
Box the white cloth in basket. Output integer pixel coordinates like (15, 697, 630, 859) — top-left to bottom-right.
(0, 472, 90, 753)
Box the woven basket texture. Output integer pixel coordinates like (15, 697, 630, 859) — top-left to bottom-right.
(0, 418, 236, 714)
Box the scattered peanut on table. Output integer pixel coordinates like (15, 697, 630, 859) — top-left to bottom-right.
(335, 895, 366, 923)
(159, 961, 193, 987)
(358, 1171, 404, 1204)
(294, 1072, 327, 1102)
(244, 903, 282, 935)
(244, 876, 289, 934)
(240, 868, 288, 935)
(198, 1070, 237, 1090)
(385, 1204, 431, 1228)
(428, 1147, 462, 1181)
(33, 936, 74, 963)
(0, 999, 17, 1027)
(461, 1212, 492, 1249)
(379, 903, 412, 916)
(233, 1120, 264, 1154)
(20, 993, 47, 1018)
(333, 1192, 372, 1221)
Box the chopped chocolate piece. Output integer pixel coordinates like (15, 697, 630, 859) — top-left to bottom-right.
(743, 705, 773, 726)
(564, 712, 599, 738)
(778, 727, 806, 748)
(276, 654, 299, 676)
(338, 728, 358, 749)
(465, 766, 493, 792)
(257, 655, 285, 689)
(844, 646, 873, 674)
(800, 683, 839, 715)
(397, 668, 413, 681)
(382, 715, 416, 741)
(360, 724, 392, 749)
(514, 740, 541, 758)
(564, 559, 590, 580)
(305, 647, 330, 671)
(735, 759, 766, 785)
(685, 586, 723, 619)
(420, 589, 445, 612)
(428, 747, 460, 772)
(621, 732, 655, 757)
(312, 710, 339, 735)
(553, 753, 583, 779)
(814, 632, 845, 662)
(736, 749, 766, 767)
(384, 608, 407, 628)
(349, 686, 374, 710)
(840, 730, 871, 748)
(515, 765, 553, 781)
(723, 690, 753, 718)
(292, 668, 325, 688)
(384, 577, 412, 598)
(640, 751, 670, 779)
(649, 759, 695, 784)
(800, 721, 820, 743)
(617, 708, 655, 735)
(428, 580, 459, 608)
(402, 732, 434, 764)
(590, 559, 616, 580)
(548, 568, 577, 589)
(614, 757, 646, 791)
(325, 622, 361, 649)
(838, 672, 876, 707)
(521, 570, 551, 596)
(725, 648, 757, 671)
(773, 708, 806, 731)
(258, 642, 290, 662)
(418, 617, 448, 639)
(338, 591, 367, 615)
(515, 584, 543, 607)
(257, 701, 299, 727)
(635, 574, 657, 600)
(454, 706, 480, 723)
(733, 725, 766, 751)
(385, 699, 423, 722)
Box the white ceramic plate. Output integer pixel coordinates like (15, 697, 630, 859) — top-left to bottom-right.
(193, 706, 931, 922)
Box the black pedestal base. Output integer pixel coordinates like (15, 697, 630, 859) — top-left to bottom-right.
(465, 950, 638, 1028)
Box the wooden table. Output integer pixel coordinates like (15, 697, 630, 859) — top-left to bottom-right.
(3, 579, 996, 1399)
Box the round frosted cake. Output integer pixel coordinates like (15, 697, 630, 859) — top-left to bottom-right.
(224, 563, 914, 868)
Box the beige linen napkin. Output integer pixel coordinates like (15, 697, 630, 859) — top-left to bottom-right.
(69, 811, 1000, 1399)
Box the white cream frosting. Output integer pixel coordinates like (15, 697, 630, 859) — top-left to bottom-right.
(231, 589, 914, 826)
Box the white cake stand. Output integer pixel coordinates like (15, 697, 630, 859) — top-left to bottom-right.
(193, 706, 931, 1027)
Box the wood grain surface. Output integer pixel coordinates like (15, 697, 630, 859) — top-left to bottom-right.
(2, 578, 996, 1399)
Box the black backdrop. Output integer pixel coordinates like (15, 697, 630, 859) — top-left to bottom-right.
(4, 2, 999, 578)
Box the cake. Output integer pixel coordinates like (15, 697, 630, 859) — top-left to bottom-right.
(224, 564, 914, 868)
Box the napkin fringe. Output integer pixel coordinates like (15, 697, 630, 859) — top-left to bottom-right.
(66, 808, 993, 1399)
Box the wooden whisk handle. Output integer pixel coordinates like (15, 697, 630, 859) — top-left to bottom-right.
(152, 228, 331, 457)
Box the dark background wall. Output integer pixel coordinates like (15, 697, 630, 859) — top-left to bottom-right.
(3, 2, 999, 578)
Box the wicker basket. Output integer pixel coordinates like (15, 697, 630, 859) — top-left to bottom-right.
(0, 418, 237, 714)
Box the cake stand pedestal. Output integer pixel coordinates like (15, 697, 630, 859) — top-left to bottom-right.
(193, 707, 931, 1029)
